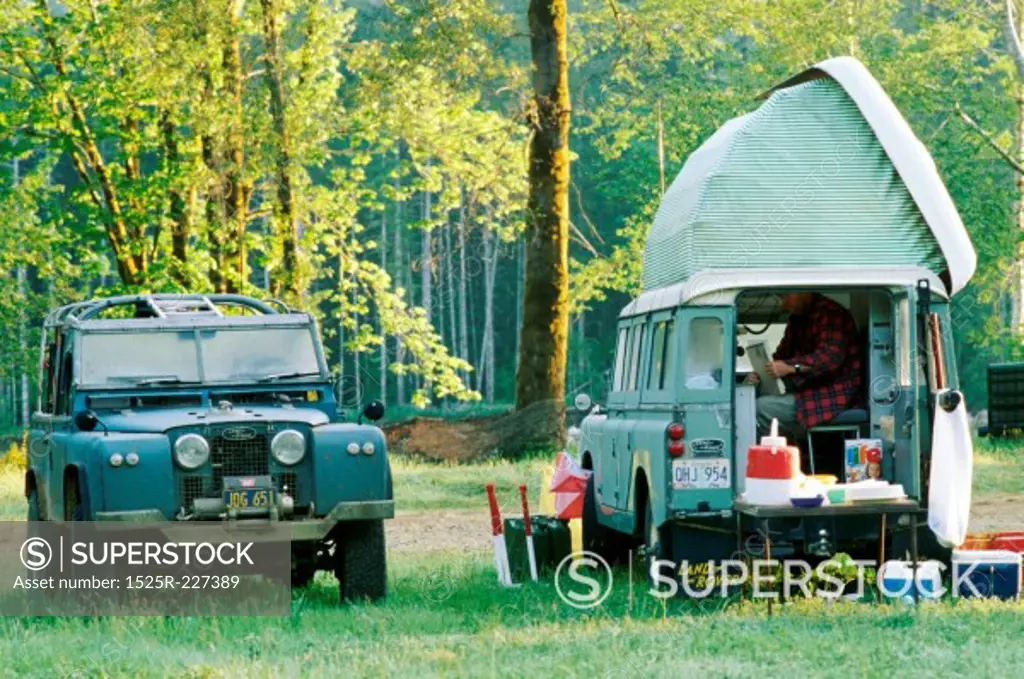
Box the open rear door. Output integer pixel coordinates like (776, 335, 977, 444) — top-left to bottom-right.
(670, 307, 735, 514)
(892, 285, 925, 500)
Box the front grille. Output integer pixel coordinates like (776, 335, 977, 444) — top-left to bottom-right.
(274, 472, 298, 497)
(211, 433, 269, 489)
(180, 476, 207, 510)
(175, 427, 307, 510)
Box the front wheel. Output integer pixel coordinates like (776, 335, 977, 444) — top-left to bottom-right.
(27, 488, 40, 522)
(64, 479, 85, 521)
(334, 520, 387, 602)
(291, 543, 318, 589)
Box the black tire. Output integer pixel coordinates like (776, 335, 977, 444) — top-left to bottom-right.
(64, 478, 85, 521)
(582, 473, 627, 564)
(581, 472, 606, 552)
(291, 543, 319, 589)
(27, 488, 40, 522)
(643, 498, 674, 587)
(334, 520, 387, 602)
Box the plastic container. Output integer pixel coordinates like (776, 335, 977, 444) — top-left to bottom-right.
(790, 495, 825, 508)
(826, 486, 847, 504)
(990, 532, 1024, 553)
(952, 550, 1022, 600)
(879, 561, 943, 600)
(743, 419, 803, 505)
(961, 532, 1024, 552)
(845, 481, 906, 503)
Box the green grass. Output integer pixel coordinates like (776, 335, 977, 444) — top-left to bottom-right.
(1, 550, 1023, 677)
(391, 454, 550, 512)
(972, 437, 1024, 496)
(0, 442, 1022, 676)
(0, 469, 22, 520)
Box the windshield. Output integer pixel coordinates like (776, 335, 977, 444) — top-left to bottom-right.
(201, 328, 320, 382)
(79, 326, 322, 387)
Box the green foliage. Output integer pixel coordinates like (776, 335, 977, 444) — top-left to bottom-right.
(2, 0, 1023, 417)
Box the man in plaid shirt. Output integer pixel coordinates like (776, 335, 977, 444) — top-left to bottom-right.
(749, 293, 863, 439)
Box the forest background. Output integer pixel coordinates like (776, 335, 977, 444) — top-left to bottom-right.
(1, 0, 1022, 431)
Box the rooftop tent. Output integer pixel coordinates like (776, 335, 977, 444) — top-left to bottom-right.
(641, 56, 976, 300)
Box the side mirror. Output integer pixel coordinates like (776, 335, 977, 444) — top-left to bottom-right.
(362, 400, 385, 422)
(74, 410, 100, 432)
(574, 393, 592, 412)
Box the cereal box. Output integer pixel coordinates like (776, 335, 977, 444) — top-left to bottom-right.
(844, 438, 884, 482)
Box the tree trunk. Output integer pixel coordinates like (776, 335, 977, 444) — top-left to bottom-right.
(483, 225, 497, 405)
(1015, 0, 1024, 329)
(468, 246, 479, 391)
(1005, 0, 1024, 328)
(337, 239, 345, 400)
(515, 239, 524, 372)
(394, 163, 406, 406)
(444, 216, 458, 362)
(379, 210, 388, 404)
(656, 98, 666, 195)
(458, 188, 470, 377)
(35, 0, 143, 285)
(191, 0, 225, 292)
(161, 110, 192, 285)
(421, 183, 433, 321)
(18, 265, 30, 426)
(261, 0, 300, 300)
(515, 0, 571, 443)
(222, 12, 248, 294)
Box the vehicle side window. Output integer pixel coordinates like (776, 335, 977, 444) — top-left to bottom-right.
(627, 324, 645, 391)
(41, 341, 57, 414)
(57, 352, 74, 416)
(685, 318, 724, 389)
(647, 320, 674, 390)
(612, 327, 628, 391)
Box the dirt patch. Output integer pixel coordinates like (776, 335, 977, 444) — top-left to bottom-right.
(970, 493, 1024, 533)
(384, 417, 501, 463)
(386, 509, 489, 553)
(385, 494, 1024, 554)
(383, 400, 565, 461)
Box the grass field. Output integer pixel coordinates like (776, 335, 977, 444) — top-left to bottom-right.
(0, 443, 1022, 677)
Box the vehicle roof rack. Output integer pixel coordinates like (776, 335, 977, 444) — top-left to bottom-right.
(45, 294, 288, 328)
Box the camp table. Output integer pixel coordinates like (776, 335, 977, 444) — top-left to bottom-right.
(734, 500, 926, 613)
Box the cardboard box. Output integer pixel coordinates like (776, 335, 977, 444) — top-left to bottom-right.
(844, 438, 883, 483)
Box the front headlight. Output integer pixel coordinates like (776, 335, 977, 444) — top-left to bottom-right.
(174, 434, 209, 470)
(271, 429, 305, 466)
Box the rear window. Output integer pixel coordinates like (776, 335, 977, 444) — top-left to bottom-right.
(685, 318, 724, 390)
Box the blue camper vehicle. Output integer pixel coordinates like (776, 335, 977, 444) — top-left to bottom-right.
(578, 57, 975, 570)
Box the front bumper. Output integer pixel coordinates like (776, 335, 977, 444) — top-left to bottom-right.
(94, 499, 395, 542)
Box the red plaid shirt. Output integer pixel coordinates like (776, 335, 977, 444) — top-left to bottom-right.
(773, 295, 863, 428)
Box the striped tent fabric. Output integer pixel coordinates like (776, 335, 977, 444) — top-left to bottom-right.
(642, 78, 946, 292)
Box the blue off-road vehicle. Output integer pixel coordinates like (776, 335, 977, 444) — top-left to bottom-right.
(25, 294, 393, 601)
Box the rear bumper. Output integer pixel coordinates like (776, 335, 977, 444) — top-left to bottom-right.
(93, 499, 394, 542)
